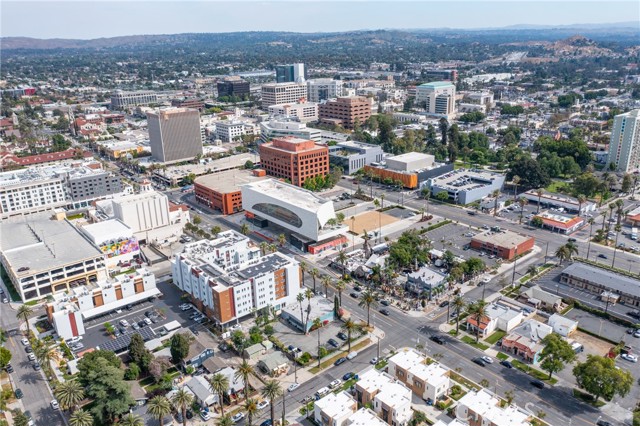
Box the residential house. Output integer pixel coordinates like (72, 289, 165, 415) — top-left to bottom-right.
(314, 391, 358, 426)
(547, 314, 578, 337)
(183, 339, 215, 370)
(501, 319, 552, 364)
(465, 300, 525, 339)
(244, 340, 273, 360)
(456, 389, 533, 426)
(127, 381, 149, 406)
(386, 349, 451, 403)
(355, 369, 412, 426)
(346, 408, 388, 426)
(519, 286, 562, 312)
(257, 352, 290, 377)
(186, 375, 216, 407)
(405, 267, 447, 299)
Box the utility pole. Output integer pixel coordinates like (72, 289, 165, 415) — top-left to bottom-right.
(544, 242, 549, 264)
(511, 246, 518, 287)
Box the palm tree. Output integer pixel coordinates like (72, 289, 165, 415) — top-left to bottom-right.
(380, 193, 385, 209)
(526, 265, 538, 279)
(217, 415, 234, 426)
(336, 250, 348, 277)
(16, 304, 33, 334)
(358, 289, 378, 326)
(468, 299, 488, 343)
(586, 217, 595, 259)
(147, 395, 172, 426)
(491, 189, 500, 216)
(518, 197, 528, 224)
(512, 175, 520, 202)
(259, 242, 269, 256)
(34, 340, 60, 376)
(240, 223, 250, 236)
(564, 242, 578, 260)
(171, 388, 194, 426)
(208, 373, 229, 416)
(335, 280, 346, 305)
(244, 398, 258, 426)
(313, 318, 323, 368)
(261, 379, 282, 426)
(69, 409, 93, 426)
(555, 246, 569, 265)
(120, 413, 144, 426)
(320, 275, 332, 298)
(278, 233, 286, 247)
(452, 296, 466, 334)
(299, 261, 307, 286)
(615, 199, 625, 226)
(235, 360, 255, 400)
(309, 268, 319, 293)
(341, 319, 358, 353)
(612, 224, 622, 268)
(536, 188, 543, 213)
(577, 194, 586, 216)
(54, 380, 84, 412)
(304, 288, 314, 333)
(296, 293, 305, 331)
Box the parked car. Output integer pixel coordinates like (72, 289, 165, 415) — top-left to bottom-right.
(343, 372, 355, 381)
(257, 400, 269, 410)
(430, 335, 447, 345)
(370, 357, 379, 364)
(21, 338, 29, 346)
(353, 286, 362, 292)
(5, 364, 14, 373)
(380, 300, 390, 306)
(596, 420, 613, 426)
(260, 420, 273, 426)
(530, 380, 545, 389)
(472, 358, 487, 367)
(231, 412, 245, 423)
(621, 353, 638, 363)
(337, 332, 348, 340)
(439, 300, 449, 308)
(33, 362, 41, 371)
(347, 351, 358, 360)
(328, 379, 341, 389)
(15, 389, 23, 399)
(51, 400, 59, 410)
(481, 356, 494, 364)
(500, 360, 513, 369)
(287, 383, 300, 392)
(334, 357, 347, 366)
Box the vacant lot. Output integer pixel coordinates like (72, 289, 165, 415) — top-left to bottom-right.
(348, 210, 399, 235)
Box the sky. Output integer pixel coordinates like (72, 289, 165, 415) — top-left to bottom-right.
(1, 1, 638, 39)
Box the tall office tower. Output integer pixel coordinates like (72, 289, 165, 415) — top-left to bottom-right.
(261, 82, 308, 108)
(259, 137, 329, 186)
(607, 109, 640, 173)
(147, 108, 203, 163)
(318, 96, 373, 130)
(415, 81, 457, 118)
(276, 63, 306, 83)
(307, 78, 344, 103)
(216, 76, 251, 98)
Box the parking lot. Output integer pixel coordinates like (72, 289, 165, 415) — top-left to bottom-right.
(422, 222, 499, 269)
(271, 319, 353, 356)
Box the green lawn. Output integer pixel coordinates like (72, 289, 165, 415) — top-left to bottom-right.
(545, 180, 570, 194)
(309, 339, 371, 374)
(375, 359, 388, 370)
(485, 331, 506, 345)
(449, 371, 479, 390)
(511, 360, 558, 384)
(572, 389, 605, 407)
(461, 336, 489, 351)
(496, 353, 509, 361)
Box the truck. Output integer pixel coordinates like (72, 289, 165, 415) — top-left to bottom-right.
(631, 227, 638, 240)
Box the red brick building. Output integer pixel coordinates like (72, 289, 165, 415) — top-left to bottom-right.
(318, 96, 372, 129)
(194, 169, 267, 215)
(470, 230, 535, 260)
(258, 137, 328, 186)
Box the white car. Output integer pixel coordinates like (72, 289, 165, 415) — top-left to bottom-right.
(257, 400, 269, 410)
(287, 383, 300, 392)
(51, 399, 59, 410)
(481, 356, 494, 364)
(329, 379, 342, 389)
(621, 353, 638, 363)
(28, 353, 36, 361)
(21, 338, 29, 346)
(199, 411, 211, 421)
(119, 319, 129, 327)
(370, 357, 379, 364)
(231, 412, 245, 423)
(68, 336, 82, 344)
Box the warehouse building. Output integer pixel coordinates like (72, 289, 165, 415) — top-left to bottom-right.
(363, 152, 453, 189)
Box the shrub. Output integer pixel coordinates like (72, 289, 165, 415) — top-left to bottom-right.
(318, 347, 328, 358)
(124, 363, 140, 380)
(264, 324, 274, 336)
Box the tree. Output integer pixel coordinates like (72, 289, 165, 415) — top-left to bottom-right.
(526, 265, 538, 278)
(149, 356, 172, 383)
(573, 355, 634, 402)
(335, 280, 346, 305)
(170, 332, 192, 364)
(313, 318, 323, 368)
(341, 319, 358, 353)
(321, 275, 332, 297)
(278, 233, 286, 247)
(539, 333, 576, 379)
(309, 268, 319, 293)
(336, 249, 348, 277)
(439, 118, 448, 145)
(517, 197, 528, 224)
(436, 191, 449, 202)
(192, 215, 202, 225)
(211, 226, 222, 238)
(171, 388, 194, 426)
(452, 296, 466, 333)
(507, 157, 550, 189)
(120, 413, 144, 426)
(83, 357, 135, 423)
(208, 372, 230, 416)
(54, 379, 85, 412)
(240, 223, 250, 235)
(491, 189, 500, 216)
(148, 395, 172, 426)
(77, 349, 121, 385)
(235, 360, 255, 400)
(468, 299, 488, 343)
(0, 347, 11, 369)
(128, 333, 152, 371)
(511, 175, 521, 202)
(621, 173, 633, 194)
(261, 379, 282, 426)
(304, 288, 314, 333)
(69, 409, 93, 426)
(244, 397, 259, 426)
(16, 304, 33, 334)
(358, 289, 378, 326)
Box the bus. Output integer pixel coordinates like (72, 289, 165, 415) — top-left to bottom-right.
(631, 227, 638, 240)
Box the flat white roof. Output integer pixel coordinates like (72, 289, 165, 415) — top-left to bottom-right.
(375, 382, 411, 408)
(242, 178, 332, 213)
(315, 391, 355, 419)
(347, 408, 387, 426)
(81, 219, 133, 245)
(194, 169, 268, 194)
(389, 349, 449, 385)
(356, 369, 395, 394)
(458, 389, 531, 426)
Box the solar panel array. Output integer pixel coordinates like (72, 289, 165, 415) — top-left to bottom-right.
(98, 327, 156, 353)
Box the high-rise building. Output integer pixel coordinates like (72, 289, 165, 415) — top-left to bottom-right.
(216, 76, 251, 98)
(415, 81, 456, 118)
(110, 90, 157, 109)
(261, 82, 308, 108)
(268, 102, 319, 123)
(147, 108, 203, 163)
(259, 136, 329, 186)
(307, 79, 344, 103)
(276, 63, 306, 83)
(607, 109, 640, 173)
(318, 96, 373, 130)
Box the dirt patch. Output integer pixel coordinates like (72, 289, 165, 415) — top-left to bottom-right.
(348, 210, 399, 235)
(572, 330, 613, 360)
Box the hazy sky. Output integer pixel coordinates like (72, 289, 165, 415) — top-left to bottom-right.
(2, 1, 638, 39)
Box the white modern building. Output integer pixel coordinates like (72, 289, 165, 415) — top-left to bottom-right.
(387, 348, 451, 403)
(268, 102, 319, 123)
(259, 119, 322, 143)
(328, 141, 385, 175)
(416, 81, 456, 118)
(261, 82, 308, 108)
(607, 109, 640, 173)
(355, 369, 412, 426)
(426, 169, 505, 205)
(215, 121, 248, 142)
(171, 230, 302, 325)
(80, 219, 140, 269)
(307, 78, 344, 103)
(111, 90, 158, 109)
(314, 391, 358, 426)
(46, 268, 159, 340)
(241, 179, 349, 249)
(456, 389, 533, 426)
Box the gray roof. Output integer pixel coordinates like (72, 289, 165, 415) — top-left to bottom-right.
(186, 376, 214, 402)
(0, 215, 103, 276)
(258, 352, 289, 371)
(562, 263, 640, 297)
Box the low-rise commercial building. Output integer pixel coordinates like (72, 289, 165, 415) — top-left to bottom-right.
(456, 389, 533, 426)
(194, 169, 268, 215)
(533, 211, 584, 234)
(215, 121, 250, 142)
(241, 179, 348, 252)
(80, 219, 140, 269)
(501, 319, 552, 364)
(111, 90, 158, 109)
(364, 152, 453, 189)
(328, 141, 384, 175)
(426, 169, 505, 205)
(520, 190, 596, 215)
(280, 296, 336, 333)
(268, 102, 319, 123)
(318, 96, 373, 130)
(560, 262, 640, 308)
(151, 153, 260, 186)
(405, 267, 447, 299)
(171, 231, 302, 325)
(387, 348, 451, 403)
(470, 230, 535, 260)
(547, 313, 578, 337)
(46, 268, 159, 339)
(259, 119, 322, 143)
(466, 299, 526, 339)
(626, 205, 640, 226)
(0, 215, 108, 302)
